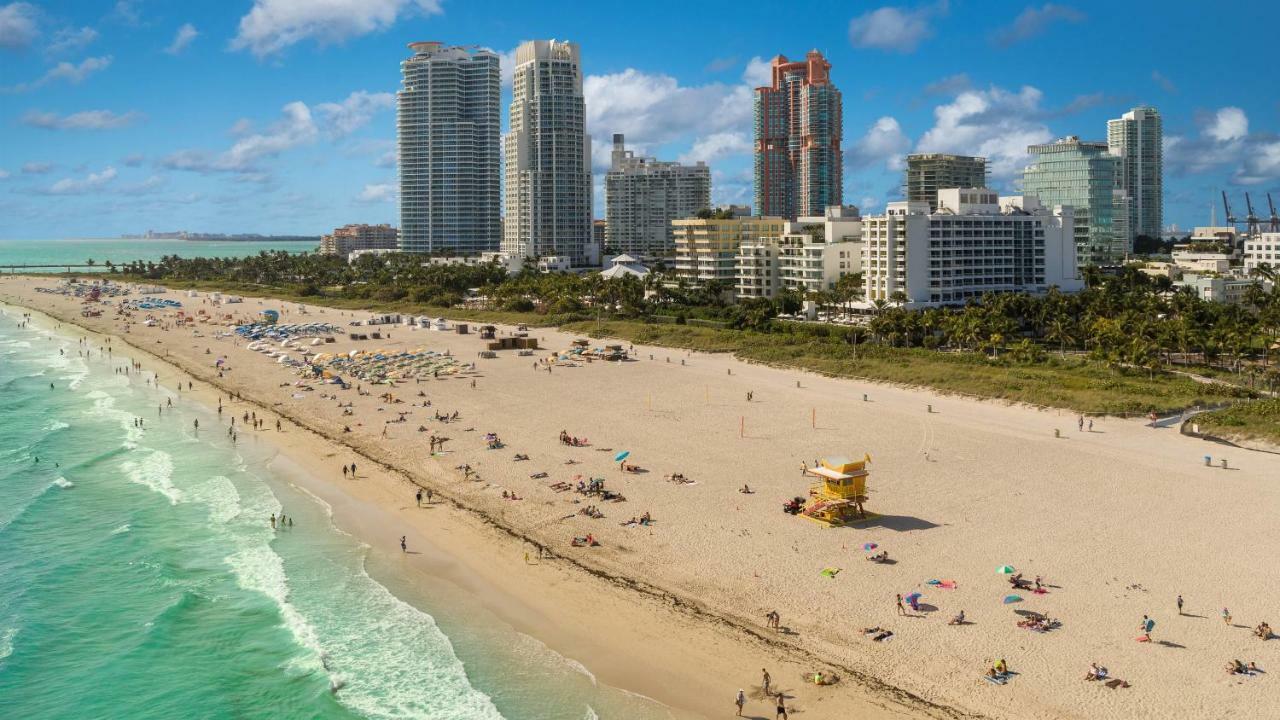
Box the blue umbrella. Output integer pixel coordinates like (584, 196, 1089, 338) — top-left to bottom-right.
(1003, 595, 1023, 604)
(614, 451, 630, 462)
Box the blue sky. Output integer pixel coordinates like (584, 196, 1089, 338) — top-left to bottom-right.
(1, 0, 1277, 239)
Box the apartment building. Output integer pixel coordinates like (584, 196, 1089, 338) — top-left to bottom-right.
(904, 154, 988, 211)
(672, 216, 788, 287)
(604, 134, 710, 257)
(1022, 136, 1126, 265)
(397, 42, 501, 254)
(1243, 232, 1280, 276)
(1108, 106, 1163, 242)
(862, 189, 1082, 307)
(735, 206, 863, 299)
(753, 51, 842, 219)
(319, 224, 399, 256)
(502, 40, 593, 265)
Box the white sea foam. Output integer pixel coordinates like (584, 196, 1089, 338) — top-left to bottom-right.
(562, 657, 597, 686)
(188, 475, 241, 524)
(43, 420, 70, 432)
(52, 477, 74, 489)
(324, 563, 503, 720)
(583, 707, 599, 720)
(0, 627, 16, 661)
(121, 451, 182, 505)
(110, 524, 131, 535)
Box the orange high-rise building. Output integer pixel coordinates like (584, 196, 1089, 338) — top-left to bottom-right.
(753, 51, 843, 220)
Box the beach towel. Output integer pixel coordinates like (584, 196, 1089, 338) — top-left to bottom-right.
(821, 567, 841, 578)
(984, 674, 1007, 685)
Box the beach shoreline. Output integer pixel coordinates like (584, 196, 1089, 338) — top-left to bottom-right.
(5, 274, 1277, 720)
(1, 284, 937, 719)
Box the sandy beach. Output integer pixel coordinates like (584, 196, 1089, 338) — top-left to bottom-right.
(5, 274, 1277, 720)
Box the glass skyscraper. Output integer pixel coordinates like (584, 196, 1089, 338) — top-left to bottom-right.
(1108, 106, 1163, 242)
(397, 42, 501, 255)
(753, 50, 842, 219)
(1022, 136, 1125, 266)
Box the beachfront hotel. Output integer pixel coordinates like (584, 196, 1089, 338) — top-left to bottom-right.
(735, 206, 863, 299)
(319, 224, 399, 256)
(904, 154, 989, 212)
(605, 134, 710, 258)
(502, 39, 595, 266)
(1108, 105, 1164, 244)
(1021, 136, 1127, 266)
(672, 216, 789, 288)
(397, 42, 501, 255)
(861, 189, 1082, 307)
(753, 51, 843, 220)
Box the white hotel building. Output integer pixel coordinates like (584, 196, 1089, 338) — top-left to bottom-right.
(735, 206, 863, 299)
(1243, 232, 1280, 276)
(862, 189, 1082, 307)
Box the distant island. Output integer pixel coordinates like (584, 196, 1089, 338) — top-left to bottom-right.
(120, 231, 320, 242)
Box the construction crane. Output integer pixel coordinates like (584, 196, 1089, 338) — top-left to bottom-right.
(1244, 192, 1262, 239)
(1222, 191, 1239, 226)
(1268, 193, 1280, 233)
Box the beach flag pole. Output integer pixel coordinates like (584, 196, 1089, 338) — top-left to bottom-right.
(740, 416, 744, 438)
(812, 407, 816, 429)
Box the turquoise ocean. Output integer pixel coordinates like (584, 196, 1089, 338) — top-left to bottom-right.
(0, 238, 316, 270)
(0, 307, 680, 720)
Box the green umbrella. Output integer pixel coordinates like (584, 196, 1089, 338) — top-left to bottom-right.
(997, 565, 1016, 574)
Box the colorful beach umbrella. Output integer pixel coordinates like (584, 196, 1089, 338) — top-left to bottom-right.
(863, 543, 878, 551)
(905, 592, 923, 602)
(614, 451, 630, 462)
(1003, 595, 1023, 604)
(997, 565, 1016, 574)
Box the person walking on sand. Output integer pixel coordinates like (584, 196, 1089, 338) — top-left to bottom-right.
(896, 593, 907, 616)
(1222, 607, 1232, 625)
(426, 488, 433, 505)
(762, 668, 772, 695)
(342, 465, 348, 478)
(800, 461, 807, 476)
(416, 488, 422, 507)
(775, 693, 787, 720)
(400, 536, 407, 553)
(1078, 415, 1084, 432)
(1177, 595, 1184, 615)
(735, 689, 746, 716)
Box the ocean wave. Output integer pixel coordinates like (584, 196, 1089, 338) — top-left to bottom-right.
(328, 563, 503, 719)
(0, 627, 16, 662)
(110, 524, 131, 535)
(188, 475, 242, 524)
(224, 544, 329, 679)
(121, 451, 182, 505)
(583, 707, 599, 720)
(43, 420, 70, 432)
(52, 477, 74, 489)
(86, 391, 144, 445)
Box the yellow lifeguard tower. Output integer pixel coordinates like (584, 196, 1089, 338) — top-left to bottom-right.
(801, 454, 873, 527)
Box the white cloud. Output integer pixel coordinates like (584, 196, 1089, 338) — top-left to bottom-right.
(122, 154, 145, 166)
(315, 90, 394, 137)
(679, 132, 751, 165)
(491, 46, 517, 88)
(0, 2, 39, 51)
(232, 0, 443, 58)
(111, 0, 140, 26)
(21, 161, 53, 174)
(991, 4, 1085, 47)
(848, 1, 947, 53)
(162, 92, 385, 175)
(47, 26, 97, 55)
(165, 23, 198, 55)
(9, 55, 112, 90)
(43, 166, 117, 195)
(922, 73, 970, 96)
(741, 56, 771, 87)
(0, 168, 10, 179)
(22, 109, 142, 130)
(1165, 107, 1280, 185)
(847, 116, 911, 170)
(916, 84, 1053, 178)
(358, 183, 396, 202)
(1205, 106, 1247, 142)
(1151, 70, 1177, 94)
(584, 68, 752, 159)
